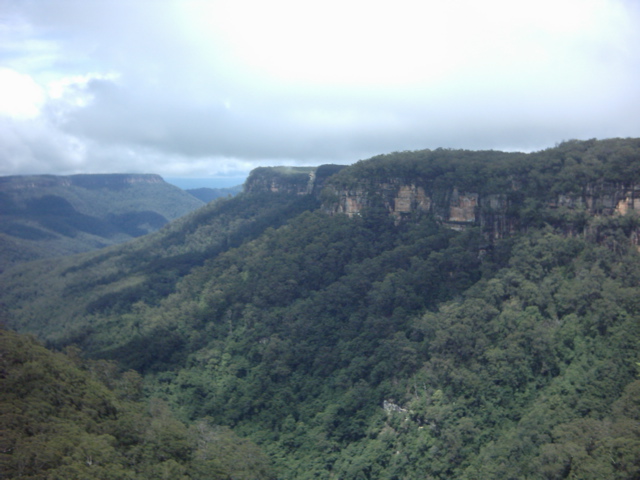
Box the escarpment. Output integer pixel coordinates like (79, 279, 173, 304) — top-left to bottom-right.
(322, 179, 640, 237)
(244, 138, 640, 242)
(0, 173, 166, 191)
(243, 164, 347, 195)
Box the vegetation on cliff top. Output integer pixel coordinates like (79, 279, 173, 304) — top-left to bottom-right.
(327, 138, 640, 193)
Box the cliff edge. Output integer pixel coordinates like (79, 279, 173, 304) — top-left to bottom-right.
(244, 138, 640, 241)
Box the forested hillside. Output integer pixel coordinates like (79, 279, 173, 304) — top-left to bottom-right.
(0, 174, 203, 271)
(2, 138, 640, 478)
(0, 328, 273, 479)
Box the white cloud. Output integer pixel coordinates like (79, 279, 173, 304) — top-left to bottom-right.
(0, 115, 86, 174)
(0, 68, 45, 118)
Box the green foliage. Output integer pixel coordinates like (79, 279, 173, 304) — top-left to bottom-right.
(0, 191, 317, 345)
(3, 138, 640, 478)
(0, 328, 274, 479)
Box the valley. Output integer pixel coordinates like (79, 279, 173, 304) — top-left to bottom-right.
(2, 138, 640, 479)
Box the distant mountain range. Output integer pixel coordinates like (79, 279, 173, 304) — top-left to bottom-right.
(186, 185, 243, 203)
(0, 173, 205, 271)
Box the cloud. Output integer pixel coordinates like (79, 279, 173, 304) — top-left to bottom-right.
(0, 68, 45, 118)
(1, 0, 640, 181)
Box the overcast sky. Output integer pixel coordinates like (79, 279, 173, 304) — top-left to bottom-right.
(1, 0, 639, 185)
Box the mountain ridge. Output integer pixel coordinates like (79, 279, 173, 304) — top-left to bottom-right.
(0, 172, 166, 189)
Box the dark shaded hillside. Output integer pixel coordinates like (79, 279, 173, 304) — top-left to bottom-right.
(0, 191, 319, 346)
(0, 174, 204, 271)
(2, 138, 640, 478)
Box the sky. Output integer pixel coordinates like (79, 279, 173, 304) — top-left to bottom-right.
(1, 0, 640, 186)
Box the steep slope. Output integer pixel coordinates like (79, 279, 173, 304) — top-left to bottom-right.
(0, 174, 204, 271)
(2, 138, 640, 478)
(0, 190, 319, 346)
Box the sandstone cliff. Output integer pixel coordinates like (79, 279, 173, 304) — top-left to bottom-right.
(243, 165, 346, 196)
(322, 179, 640, 238)
(243, 139, 640, 241)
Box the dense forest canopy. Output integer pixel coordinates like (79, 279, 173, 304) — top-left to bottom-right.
(2, 138, 640, 478)
(0, 328, 273, 479)
(326, 138, 640, 190)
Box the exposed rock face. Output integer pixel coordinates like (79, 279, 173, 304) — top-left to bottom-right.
(541, 182, 640, 216)
(383, 400, 407, 414)
(448, 189, 478, 223)
(243, 167, 316, 195)
(324, 181, 476, 220)
(326, 183, 484, 229)
(324, 180, 640, 238)
(326, 182, 432, 220)
(480, 194, 516, 239)
(394, 185, 431, 214)
(616, 196, 640, 215)
(244, 165, 640, 241)
(243, 165, 347, 196)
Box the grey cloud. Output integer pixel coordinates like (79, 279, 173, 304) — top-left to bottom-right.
(2, 0, 640, 180)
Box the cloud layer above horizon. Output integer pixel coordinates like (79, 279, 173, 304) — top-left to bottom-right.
(1, 0, 640, 181)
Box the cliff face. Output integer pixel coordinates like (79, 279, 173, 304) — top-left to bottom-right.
(243, 165, 347, 196)
(243, 167, 316, 195)
(245, 168, 504, 230)
(322, 181, 511, 235)
(245, 160, 640, 241)
(549, 183, 640, 215)
(323, 180, 640, 238)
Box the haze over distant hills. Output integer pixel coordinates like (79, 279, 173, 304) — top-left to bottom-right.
(0, 173, 204, 271)
(186, 185, 243, 203)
